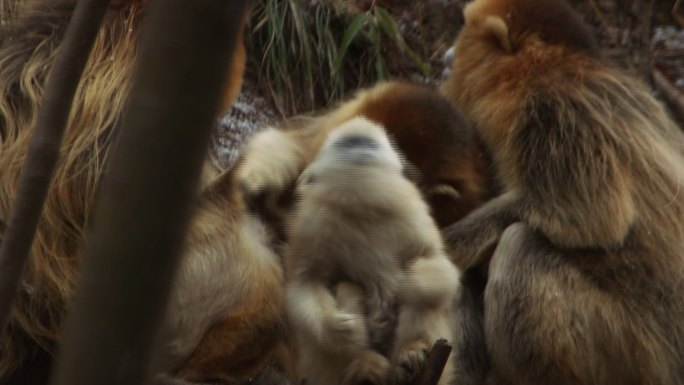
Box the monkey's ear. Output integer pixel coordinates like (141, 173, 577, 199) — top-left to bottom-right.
(483, 15, 512, 53)
(426, 184, 462, 201)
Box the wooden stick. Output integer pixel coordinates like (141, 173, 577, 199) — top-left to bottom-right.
(411, 339, 453, 385)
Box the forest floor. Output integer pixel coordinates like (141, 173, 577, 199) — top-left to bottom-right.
(213, 0, 684, 168)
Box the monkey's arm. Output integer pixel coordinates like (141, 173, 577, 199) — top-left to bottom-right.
(443, 192, 520, 270)
(236, 127, 308, 197)
(195, 124, 311, 199)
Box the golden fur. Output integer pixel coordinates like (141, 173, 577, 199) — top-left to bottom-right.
(0, 1, 283, 384)
(285, 118, 459, 385)
(440, 0, 684, 384)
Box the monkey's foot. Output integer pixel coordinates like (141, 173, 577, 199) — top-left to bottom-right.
(392, 339, 430, 384)
(341, 350, 390, 385)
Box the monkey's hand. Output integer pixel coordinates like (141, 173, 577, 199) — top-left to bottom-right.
(443, 191, 520, 269)
(392, 339, 430, 384)
(236, 128, 305, 199)
(288, 279, 369, 353)
(341, 350, 391, 385)
(319, 310, 368, 352)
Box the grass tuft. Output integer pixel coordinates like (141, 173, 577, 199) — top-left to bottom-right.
(247, 0, 432, 116)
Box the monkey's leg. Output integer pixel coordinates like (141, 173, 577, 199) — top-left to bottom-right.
(443, 192, 519, 269)
(392, 257, 459, 385)
(293, 282, 387, 385)
(340, 350, 391, 385)
(173, 312, 288, 384)
(484, 223, 661, 385)
(335, 282, 390, 385)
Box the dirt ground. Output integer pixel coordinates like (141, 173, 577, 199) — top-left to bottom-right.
(213, 0, 684, 168)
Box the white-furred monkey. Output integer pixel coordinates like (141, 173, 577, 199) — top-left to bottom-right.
(0, 1, 288, 384)
(440, 0, 684, 384)
(285, 118, 459, 385)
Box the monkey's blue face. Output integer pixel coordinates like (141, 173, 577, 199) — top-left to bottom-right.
(318, 116, 404, 172)
(296, 117, 404, 194)
(331, 134, 385, 166)
(332, 134, 380, 150)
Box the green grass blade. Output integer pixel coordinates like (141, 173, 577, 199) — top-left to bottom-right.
(333, 12, 368, 75)
(374, 6, 431, 76)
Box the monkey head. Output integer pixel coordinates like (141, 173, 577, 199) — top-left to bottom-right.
(297, 117, 403, 195)
(441, 0, 600, 148)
